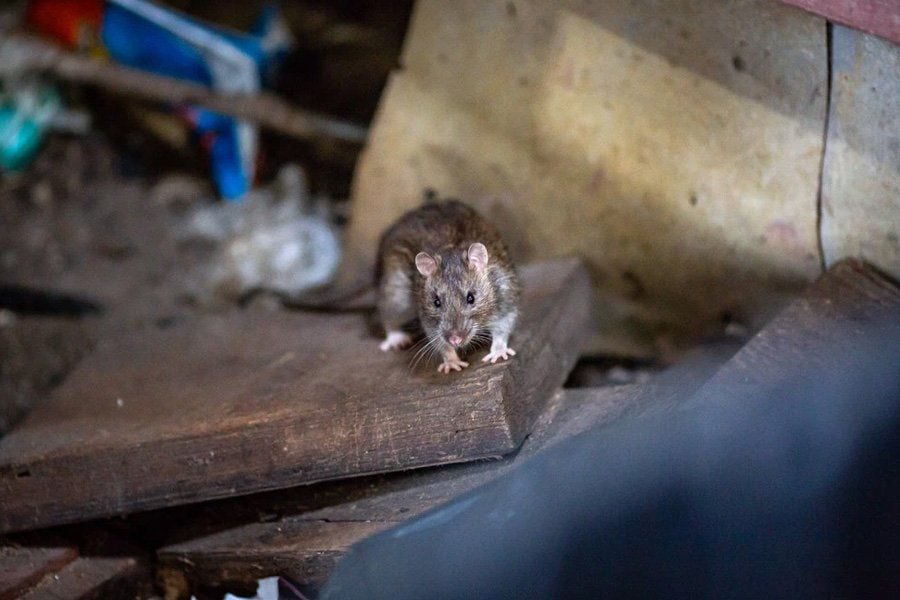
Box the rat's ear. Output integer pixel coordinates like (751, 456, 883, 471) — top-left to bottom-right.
(415, 252, 438, 277)
(467, 243, 489, 273)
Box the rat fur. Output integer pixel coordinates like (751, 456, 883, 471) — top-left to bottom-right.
(375, 199, 520, 373)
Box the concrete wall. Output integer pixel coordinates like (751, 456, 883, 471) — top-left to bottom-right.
(344, 0, 897, 356)
(821, 26, 900, 279)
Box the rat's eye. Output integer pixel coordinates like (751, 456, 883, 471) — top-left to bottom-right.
(466, 292, 475, 305)
(433, 297, 442, 308)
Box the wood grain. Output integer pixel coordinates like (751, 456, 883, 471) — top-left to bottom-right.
(156, 341, 740, 590)
(0, 259, 593, 533)
(0, 543, 78, 600)
(691, 259, 900, 407)
(156, 259, 900, 591)
(16, 556, 142, 600)
(156, 386, 643, 589)
(0, 533, 146, 600)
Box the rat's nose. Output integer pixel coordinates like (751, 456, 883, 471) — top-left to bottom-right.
(446, 332, 464, 347)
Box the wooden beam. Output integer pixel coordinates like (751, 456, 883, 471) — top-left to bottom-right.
(156, 259, 899, 591)
(0, 259, 594, 533)
(0, 534, 146, 600)
(0, 542, 78, 600)
(156, 386, 646, 589)
(16, 556, 143, 600)
(691, 259, 900, 407)
(311, 262, 900, 600)
(155, 341, 739, 590)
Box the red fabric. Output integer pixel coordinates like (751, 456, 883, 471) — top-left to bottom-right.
(27, 0, 104, 49)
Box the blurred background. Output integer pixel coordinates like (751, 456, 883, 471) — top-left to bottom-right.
(0, 2, 897, 596)
(0, 0, 417, 432)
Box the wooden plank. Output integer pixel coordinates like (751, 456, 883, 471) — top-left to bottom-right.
(159, 521, 389, 592)
(0, 542, 78, 600)
(156, 387, 633, 589)
(0, 532, 147, 600)
(156, 341, 739, 590)
(691, 258, 900, 406)
(16, 556, 142, 600)
(0, 259, 593, 534)
(314, 262, 900, 600)
(157, 259, 900, 591)
(777, 0, 900, 44)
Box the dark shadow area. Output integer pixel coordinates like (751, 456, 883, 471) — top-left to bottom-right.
(322, 321, 900, 599)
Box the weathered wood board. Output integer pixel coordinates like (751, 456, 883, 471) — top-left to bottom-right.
(0, 259, 593, 534)
(16, 556, 142, 600)
(155, 386, 665, 590)
(155, 259, 899, 591)
(0, 541, 77, 600)
(820, 27, 900, 282)
(0, 536, 144, 600)
(315, 261, 900, 600)
(692, 258, 900, 406)
(342, 0, 827, 356)
(155, 341, 740, 590)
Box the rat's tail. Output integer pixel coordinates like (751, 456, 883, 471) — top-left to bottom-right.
(278, 278, 375, 312)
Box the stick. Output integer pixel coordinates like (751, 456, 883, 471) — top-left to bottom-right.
(0, 34, 369, 143)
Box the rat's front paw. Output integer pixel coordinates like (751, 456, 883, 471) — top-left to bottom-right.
(380, 331, 412, 351)
(482, 346, 516, 364)
(437, 357, 469, 374)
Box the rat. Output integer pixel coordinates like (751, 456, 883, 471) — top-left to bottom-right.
(375, 199, 520, 374)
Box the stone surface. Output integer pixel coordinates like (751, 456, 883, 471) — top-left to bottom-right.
(821, 27, 900, 281)
(344, 0, 828, 356)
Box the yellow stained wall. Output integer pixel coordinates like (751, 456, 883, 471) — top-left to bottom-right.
(344, 0, 895, 356)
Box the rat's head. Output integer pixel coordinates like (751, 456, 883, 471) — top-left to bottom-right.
(415, 242, 496, 349)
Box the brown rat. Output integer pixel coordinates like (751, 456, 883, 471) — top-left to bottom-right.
(376, 199, 520, 373)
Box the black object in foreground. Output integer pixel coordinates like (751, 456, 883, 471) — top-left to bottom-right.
(322, 325, 900, 598)
(0, 285, 103, 317)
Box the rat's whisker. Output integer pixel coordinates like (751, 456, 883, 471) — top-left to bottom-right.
(409, 332, 441, 372)
(418, 335, 443, 371)
(471, 336, 491, 351)
(408, 339, 432, 372)
(402, 336, 428, 361)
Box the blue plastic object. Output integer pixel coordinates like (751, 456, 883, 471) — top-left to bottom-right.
(100, 0, 292, 199)
(0, 84, 61, 172)
(186, 106, 251, 201)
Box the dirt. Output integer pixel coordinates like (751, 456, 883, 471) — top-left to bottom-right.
(0, 134, 216, 433)
(0, 0, 414, 436)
